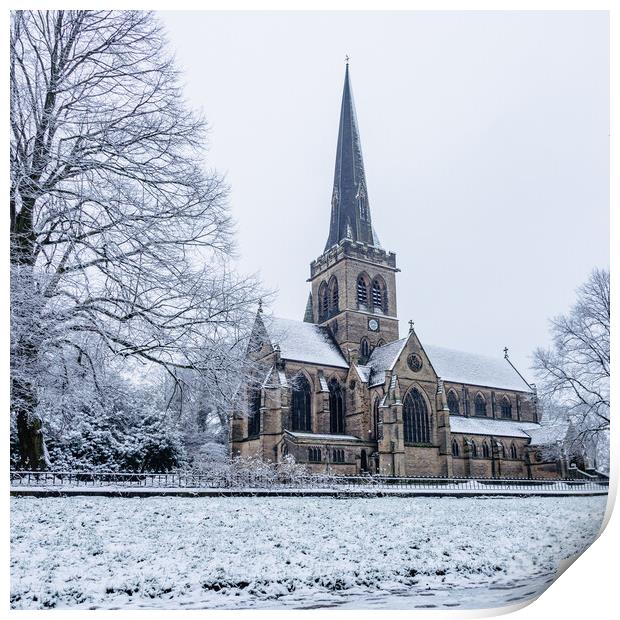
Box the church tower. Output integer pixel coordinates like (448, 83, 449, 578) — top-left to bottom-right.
(307, 62, 399, 362)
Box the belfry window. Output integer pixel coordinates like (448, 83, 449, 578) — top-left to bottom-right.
(328, 378, 345, 434)
(447, 390, 460, 415)
(500, 396, 513, 419)
(357, 276, 369, 307)
(318, 282, 329, 322)
(403, 388, 431, 444)
(329, 277, 339, 314)
(372, 278, 386, 313)
(247, 388, 261, 437)
(291, 374, 312, 432)
(475, 394, 487, 417)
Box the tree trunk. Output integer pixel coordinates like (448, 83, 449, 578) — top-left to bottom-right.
(13, 372, 48, 470)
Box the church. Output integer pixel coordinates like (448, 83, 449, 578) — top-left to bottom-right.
(230, 63, 568, 479)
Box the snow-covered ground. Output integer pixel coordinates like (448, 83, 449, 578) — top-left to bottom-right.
(10, 495, 607, 610)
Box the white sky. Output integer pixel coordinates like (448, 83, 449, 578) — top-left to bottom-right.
(159, 11, 609, 376)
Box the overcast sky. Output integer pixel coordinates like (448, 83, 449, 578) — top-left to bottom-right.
(159, 11, 609, 376)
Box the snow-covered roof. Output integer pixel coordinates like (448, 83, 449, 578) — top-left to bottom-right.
(354, 365, 371, 383)
(450, 415, 541, 438)
(260, 316, 348, 369)
(524, 420, 570, 445)
(285, 431, 362, 443)
(425, 345, 532, 392)
(367, 338, 407, 386)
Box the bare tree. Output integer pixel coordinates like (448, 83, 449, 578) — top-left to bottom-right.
(533, 268, 610, 454)
(10, 10, 260, 468)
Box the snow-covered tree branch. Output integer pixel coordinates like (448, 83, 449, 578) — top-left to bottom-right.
(10, 10, 261, 469)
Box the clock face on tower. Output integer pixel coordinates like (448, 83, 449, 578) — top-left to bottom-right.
(368, 318, 379, 332)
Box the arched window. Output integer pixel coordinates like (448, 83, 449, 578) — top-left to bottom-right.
(372, 397, 382, 440)
(474, 393, 487, 416)
(371, 278, 386, 313)
(332, 448, 345, 463)
(247, 388, 261, 437)
(403, 388, 431, 444)
(308, 447, 321, 462)
(500, 396, 512, 419)
(318, 282, 329, 322)
(328, 378, 345, 434)
(482, 442, 490, 458)
(291, 374, 312, 431)
(356, 275, 369, 307)
(377, 339, 386, 347)
(470, 440, 478, 458)
(329, 277, 339, 315)
(359, 338, 370, 361)
(447, 390, 460, 415)
(510, 443, 518, 459)
(451, 439, 460, 457)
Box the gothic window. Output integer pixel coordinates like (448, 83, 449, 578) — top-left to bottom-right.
(356, 275, 369, 307)
(372, 397, 381, 440)
(318, 282, 329, 322)
(371, 277, 387, 314)
(308, 447, 321, 462)
(452, 439, 460, 457)
(359, 338, 370, 361)
(377, 339, 386, 347)
(510, 443, 518, 459)
(291, 374, 312, 432)
(470, 440, 478, 458)
(328, 378, 345, 434)
(497, 442, 505, 458)
(447, 390, 460, 415)
(247, 388, 261, 437)
(329, 277, 339, 314)
(500, 396, 513, 419)
(474, 393, 487, 417)
(403, 388, 431, 445)
(482, 442, 490, 458)
(332, 448, 345, 463)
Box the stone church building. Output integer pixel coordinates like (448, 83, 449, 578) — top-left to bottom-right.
(230, 64, 569, 479)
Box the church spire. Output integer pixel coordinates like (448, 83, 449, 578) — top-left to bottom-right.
(325, 61, 380, 251)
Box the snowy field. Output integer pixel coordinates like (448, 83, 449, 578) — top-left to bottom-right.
(10, 495, 607, 610)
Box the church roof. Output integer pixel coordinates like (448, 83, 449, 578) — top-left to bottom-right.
(260, 315, 349, 368)
(449, 416, 541, 438)
(424, 344, 533, 392)
(324, 63, 381, 250)
(365, 337, 532, 392)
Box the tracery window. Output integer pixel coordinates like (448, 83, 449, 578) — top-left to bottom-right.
(247, 388, 261, 437)
(447, 390, 460, 415)
(452, 439, 460, 457)
(291, 374, 312, 432)
(500, 396, 513, 419)
(403, 388, 431, 444)
(328, 378, 345, 434)
(308, 447, 322, 462)
(482, 442, 490, 458)
(475, 393, 487, 417)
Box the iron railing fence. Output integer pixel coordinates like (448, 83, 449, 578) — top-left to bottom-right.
(9, 470, 609, 494)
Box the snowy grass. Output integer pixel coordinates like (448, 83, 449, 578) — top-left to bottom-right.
(10, 495, 607, 610)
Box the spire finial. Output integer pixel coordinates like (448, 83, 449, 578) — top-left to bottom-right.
(409, 320, 415, 333)
(345, 54, 350, 65)
(503, 346, 509, 359)
(258, 298, 263, 313)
